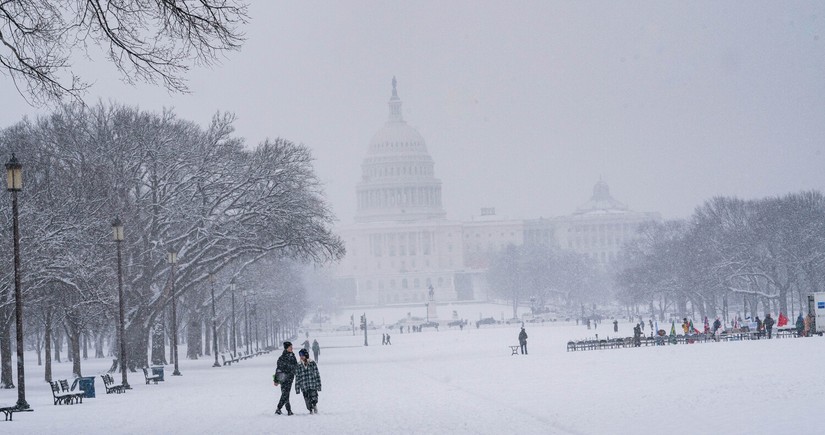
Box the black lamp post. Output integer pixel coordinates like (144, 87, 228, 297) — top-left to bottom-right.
(209, 274, 220, 368)
(112, 217, 130, 389)
(230, 283, 237, 355)
(243, 289, 250, 354)
(167, 248, 181, 376)
(6, 154, 28, 410)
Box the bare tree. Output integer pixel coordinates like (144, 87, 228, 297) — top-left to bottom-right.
(0, 0, 248, 104)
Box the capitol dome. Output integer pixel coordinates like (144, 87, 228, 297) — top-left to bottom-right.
(355, 78, 446, 223)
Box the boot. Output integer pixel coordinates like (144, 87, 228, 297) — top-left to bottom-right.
(275, 409, 282, 415)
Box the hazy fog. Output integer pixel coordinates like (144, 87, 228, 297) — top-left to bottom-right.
(0, 1, 822, 223)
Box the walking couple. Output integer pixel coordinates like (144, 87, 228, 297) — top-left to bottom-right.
(273, 341, 322, 415)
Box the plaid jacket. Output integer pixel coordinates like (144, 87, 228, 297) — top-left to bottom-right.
(295, 360, 322, 393)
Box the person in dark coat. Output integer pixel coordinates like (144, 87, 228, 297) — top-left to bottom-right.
(312, 339, 320, 362)
(295, 349, 322, 414)
(385, 333, 391, 345)
(275, 341, 298, 415)
(755, 316, 763, 339)
(613, 320, 618, 333)
(633, 324, 642, 347)
(518, 327, 528, 354)
(796, 313, 805, 337)
(764, 314, 775, 339)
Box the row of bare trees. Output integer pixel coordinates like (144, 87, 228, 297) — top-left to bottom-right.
(487, 243, 609, 319)
(616, 191, 825, 322)
(0, 102, 344, 386)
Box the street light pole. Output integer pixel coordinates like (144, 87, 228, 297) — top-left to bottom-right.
(112, 218, 130, 389)
(209, 274, 220, 368)
(6, 154, 28, 410)
(230, 283, 237, 355)
(167, 249, 181, 376)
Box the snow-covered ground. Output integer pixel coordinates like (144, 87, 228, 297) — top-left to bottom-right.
(1, 307, 820, 434)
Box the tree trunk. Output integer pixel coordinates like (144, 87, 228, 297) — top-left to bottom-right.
(54, 329, 62, 363)
(204, 318, 211, 356)
(65, 323, 83, 378)
(82, 331, 89, 360)
(151, 318, 167, 366)
(45, 309, 52, 382)
(186, 315, 202, 360)
(95, 330, 105, 358)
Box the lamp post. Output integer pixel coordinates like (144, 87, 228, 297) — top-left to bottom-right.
(209, 274, 220, 368)
(167, 248, 181, 376)
(243, 290, 250, 354)
(112, 217, 130, 389)
(6, 154, 28, 410)
(230, 283, 237, 355)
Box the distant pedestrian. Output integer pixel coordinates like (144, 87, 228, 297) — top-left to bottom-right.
(796, 313, 805, 337)
(275, 341, 297, 415)
(712, 317, 722, 341)
(804, 313, 814, 337)
(755, 316, 763, 339)
(312, 339, 320, 362)
(382, 333, 386, 345)
(399, 326, 403, 335)
(764, 314, 775, 339)
(302, 339, 310, 351)
(386, 333, 391, 345)
(295, 348, 322, 414)
(633, 324, 642, 347)
(587, 319, 591, 330)
(648, 319, 653, 331)
(518, 327, 528, 355)
(613, 320, 618, 333)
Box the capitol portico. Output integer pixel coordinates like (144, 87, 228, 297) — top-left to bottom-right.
(335, 79, 660, 305)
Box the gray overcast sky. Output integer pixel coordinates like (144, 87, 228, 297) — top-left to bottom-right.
(1, 1, 823, 224)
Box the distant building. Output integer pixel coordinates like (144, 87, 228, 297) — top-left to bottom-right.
(337, 78, 464, 305)
(526, 180, 661, 266)
(335, 80, 660, 305)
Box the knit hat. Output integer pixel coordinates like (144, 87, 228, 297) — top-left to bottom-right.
(299, 348, 309, 358)
(283, 341, 292, 349)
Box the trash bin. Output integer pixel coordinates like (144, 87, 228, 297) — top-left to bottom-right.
(151, 366, 165, 382)
(71, 376, 96, 398)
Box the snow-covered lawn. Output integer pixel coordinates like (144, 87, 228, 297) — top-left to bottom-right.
(1, 318, 819, 434)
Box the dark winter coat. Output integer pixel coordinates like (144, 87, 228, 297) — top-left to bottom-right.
(518, 329, 528, 344)
(295, 360, 322, 394)
(277, 350, 298, 381)
(312, 341, 320, 354)
(764, 316, 775, 330)
(712, 319, 722, 332)
(796, 316, 805, 332)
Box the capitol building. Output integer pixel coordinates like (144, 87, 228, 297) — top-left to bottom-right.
(335, 79, 660, 305)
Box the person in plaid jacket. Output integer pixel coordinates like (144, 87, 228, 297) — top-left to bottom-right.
(295, 348, 322, 414)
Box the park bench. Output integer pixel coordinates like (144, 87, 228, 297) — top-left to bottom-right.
(1, 405, 32, 421)
(142, 368, 162, 385)
(220, 354, 234, 366)
(509, 345, 520, 355)
(101, 374, 125, 394)
(50, 380, 84, 405)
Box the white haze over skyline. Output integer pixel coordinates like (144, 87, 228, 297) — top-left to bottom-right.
(0, 1, 822, 224)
